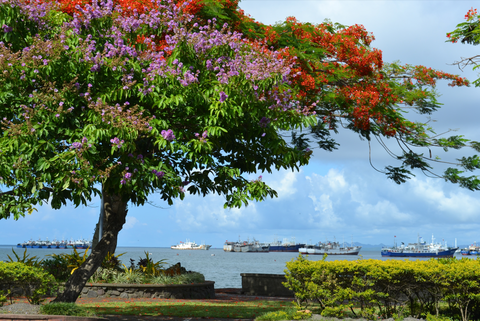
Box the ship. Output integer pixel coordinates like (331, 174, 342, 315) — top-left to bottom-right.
(267, 237, 305, 252)
(223, 238, 270, 252)
(16, 238, 90, 249)
(460, 241, 479, 255)
(299, 239, 361, 255)
(171, 240, 212, 250)
(381, 234, 458, 258)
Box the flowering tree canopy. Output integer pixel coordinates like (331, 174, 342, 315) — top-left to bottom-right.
(1, 0, 479, 302)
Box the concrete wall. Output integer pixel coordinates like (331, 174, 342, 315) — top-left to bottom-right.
(76, 281, 215, 299)
(241, 273, 294, 297)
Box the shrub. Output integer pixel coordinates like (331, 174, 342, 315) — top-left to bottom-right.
(6, 248, 43, 267)
(0, 290, 8, 307)
(41, 255, 71, 282)
(255, 307, 311, 321)
(0, 261, 57, 304)
(40, 302, 94, 316)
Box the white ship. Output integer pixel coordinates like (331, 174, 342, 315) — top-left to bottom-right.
(171, 240, 211, 250)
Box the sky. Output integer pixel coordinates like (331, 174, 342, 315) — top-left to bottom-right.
(1, 0, 479, 249)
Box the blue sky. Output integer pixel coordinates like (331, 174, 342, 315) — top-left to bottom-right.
(1, 0, 479, 248)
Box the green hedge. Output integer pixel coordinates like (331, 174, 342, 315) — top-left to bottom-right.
(284, 256, 480, 321)
(0, 261, 58, 304)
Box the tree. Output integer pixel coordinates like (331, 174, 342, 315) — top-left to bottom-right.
(0, 0, 315, 302)
(1, 0, 479, 303)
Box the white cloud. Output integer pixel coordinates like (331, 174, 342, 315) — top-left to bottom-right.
(124, 216, 139, 229)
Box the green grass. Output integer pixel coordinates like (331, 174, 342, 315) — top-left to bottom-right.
(40, 302, 95, 317)
(81, 299, 293, 319)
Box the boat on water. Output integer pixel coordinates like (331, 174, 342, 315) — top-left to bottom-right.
(460, 241, 479, 255)
(299, 239, 361, 255)
(381, 234, 458, 258)
(171, 240, 212, 250)
(17, 238, 91, 249)
(223, 238, 270, 252)
(267, 237, 305, 252)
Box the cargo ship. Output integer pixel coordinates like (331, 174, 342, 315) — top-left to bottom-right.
(223, 238, 270, 252)
(17, 238, 91, 249)
(460, 242, 479, 255)
(381, 234, 458, 258)
(299, 239, 361, 255)
(267, 237, 305, 252)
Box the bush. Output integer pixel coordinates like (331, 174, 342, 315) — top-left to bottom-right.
(0, 261, 57, 304)
(256, 307, 311, 321)
(0, 290, 8, 307)
(40, 302, 94, 316)
(41, 255, 71, 282)
(284, 256, 480, 321)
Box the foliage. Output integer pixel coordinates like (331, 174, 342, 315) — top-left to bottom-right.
(0, 0, 314, 221)
(41, 254, 72, 282)
(193, 0, 480, 189)
(102, 251, 125, 271)
(40, 302, 94, 317)
(0, 290, 8, 307)
(44, 249, 125, 281)
(255, 307, 309, 321)
(6, 248, 43, 267)
(135, 251, 168, 277)
(88, 260, 203, 284)
(284, 256, 480, 321)
(0, 261, 57, 304)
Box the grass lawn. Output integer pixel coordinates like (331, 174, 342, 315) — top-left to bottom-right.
(80, 299, 294, 319)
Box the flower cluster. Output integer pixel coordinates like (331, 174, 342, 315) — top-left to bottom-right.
(110, 137, 124, 149)
(161, 129, 175, 141)
(152, 169, 165, 178)
(195, 130, 208, 143)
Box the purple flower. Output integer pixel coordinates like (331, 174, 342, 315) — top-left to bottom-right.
(152, 169, 165, 178)
(219, 91, 228, 103)
(59, 102, 64, 106)
(124, 172, 132, 181)
(120, 179, 126, 185)
(2, 25, 13, 33)
(81, 137, 88, 144)
(110, 137, 124, 149)
(259, 117, 271, 128)
(70, 142, 83, 150)
(161, 129, 175, 142)
(55, 114, 60, 117)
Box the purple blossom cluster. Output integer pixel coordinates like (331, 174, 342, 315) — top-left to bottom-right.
(152, 169, 164, 178)
(2, 24, 12, 33)
(110, 137, 124, 149)
(161, 129, 175, 141)
(195, 130, 208, 143)
(121, 172, 132, 185)
(259, 117, 271, 128)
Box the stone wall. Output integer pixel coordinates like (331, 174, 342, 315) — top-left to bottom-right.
(73, 281, 215, 299)
(241, 273, 294, 297)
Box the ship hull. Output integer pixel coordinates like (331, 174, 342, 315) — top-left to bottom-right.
(299, 250, 361, 255)
(269, 244, 305, 252)
(381, 248, 457, 258)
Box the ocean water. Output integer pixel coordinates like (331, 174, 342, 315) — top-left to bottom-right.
(0, 245, 466, 288)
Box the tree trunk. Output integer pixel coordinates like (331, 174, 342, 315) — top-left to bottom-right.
(53, 190, 128, 303)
